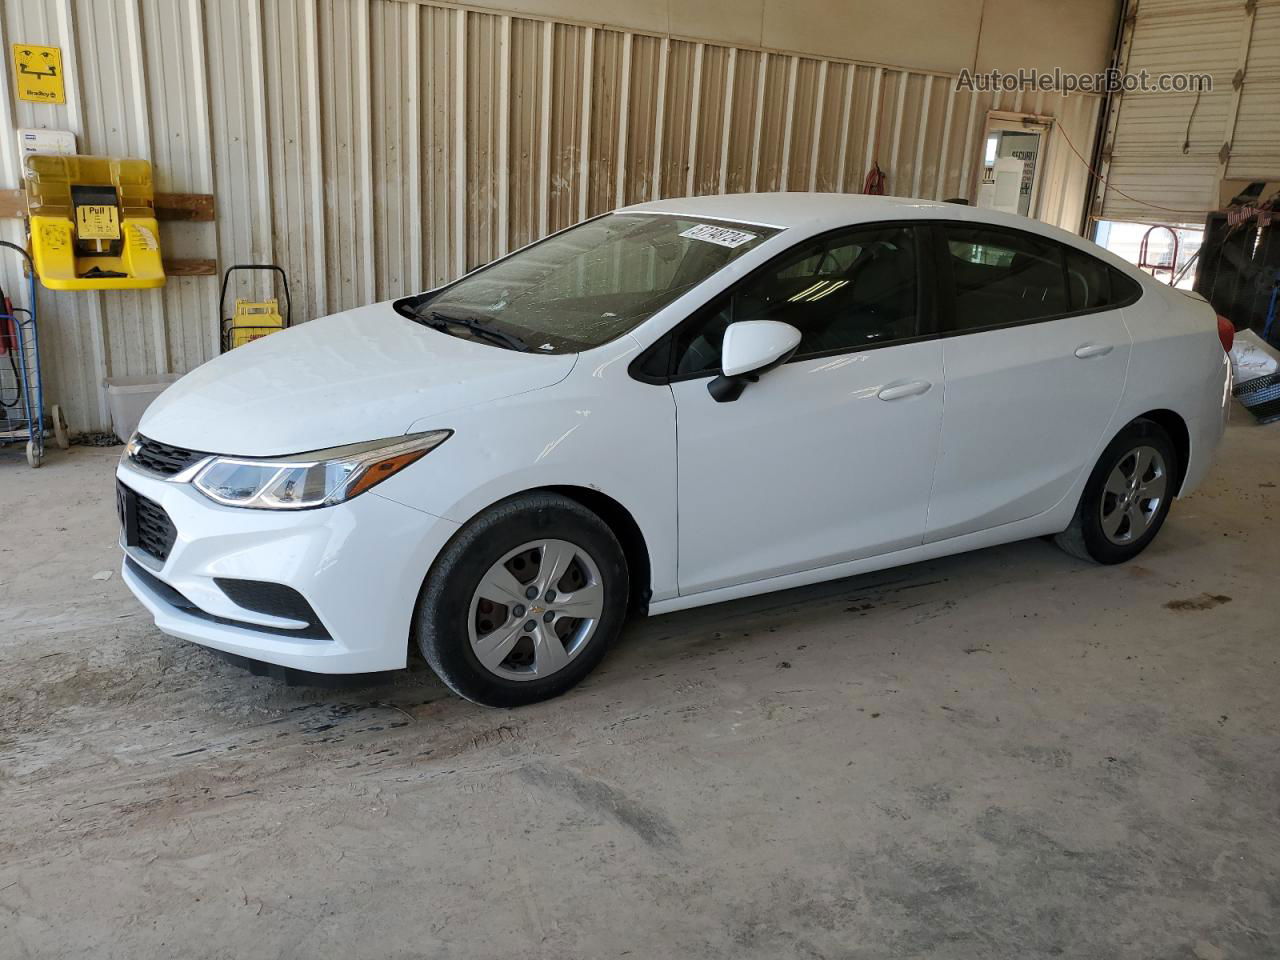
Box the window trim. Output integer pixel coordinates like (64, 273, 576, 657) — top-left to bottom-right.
(928, 222, 1143, 339)
(630, 218, 1144, 385)
(631, 220, 939, 385)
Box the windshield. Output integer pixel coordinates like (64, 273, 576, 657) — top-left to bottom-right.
(394, 213, 778, 352)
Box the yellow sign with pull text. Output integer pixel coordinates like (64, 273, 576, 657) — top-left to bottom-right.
(75, 204, 120, 241)
(12, 44, 65, 104)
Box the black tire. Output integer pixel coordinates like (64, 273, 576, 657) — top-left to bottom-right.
(415, 492, 629, 707)
(1054, 418, 1178, 565)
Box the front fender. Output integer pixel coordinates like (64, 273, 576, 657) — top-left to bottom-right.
(371, 355, 679, 603)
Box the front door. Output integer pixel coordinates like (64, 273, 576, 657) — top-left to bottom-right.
(666, 223, 945, 595)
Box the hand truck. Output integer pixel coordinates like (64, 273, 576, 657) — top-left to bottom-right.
(220, 264, 293, 352)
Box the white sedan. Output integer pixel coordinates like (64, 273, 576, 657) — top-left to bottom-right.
(117, 194, 1232, 706)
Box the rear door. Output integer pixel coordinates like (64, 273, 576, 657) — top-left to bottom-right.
(923, 224, 1134, 543)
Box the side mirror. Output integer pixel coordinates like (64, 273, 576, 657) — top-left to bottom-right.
(708, 320, 802, 402)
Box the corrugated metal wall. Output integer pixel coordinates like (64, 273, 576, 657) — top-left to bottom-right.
(1232, 0, 1280, 179)
(1096, 0, 1280, 223)
(1, 0, 1102, 434)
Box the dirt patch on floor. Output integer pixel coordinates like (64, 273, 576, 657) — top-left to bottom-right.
(1164, 593, 1233, 611)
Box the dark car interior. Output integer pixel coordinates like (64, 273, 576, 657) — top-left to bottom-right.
(674, 228, 919, 375)
(948, 246, 1069, 329)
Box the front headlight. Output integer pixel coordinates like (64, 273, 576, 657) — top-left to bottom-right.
(192, 431, 451, 510)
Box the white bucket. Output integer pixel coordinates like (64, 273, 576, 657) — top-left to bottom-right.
(103, 374, 182, 441)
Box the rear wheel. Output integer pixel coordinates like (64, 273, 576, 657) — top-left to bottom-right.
(1055, 418, 1177, 564)
(415, 493, 628, 707)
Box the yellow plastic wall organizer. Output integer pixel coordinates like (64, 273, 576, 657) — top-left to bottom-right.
(225, 298, 285, 350)
(24, 154, 166, 290)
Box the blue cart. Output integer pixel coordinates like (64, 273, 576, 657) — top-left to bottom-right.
(0, 240, 65, 468)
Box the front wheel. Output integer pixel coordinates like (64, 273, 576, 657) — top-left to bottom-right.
(1055, 418, 1177, 564)
(415, 493, 629, 707)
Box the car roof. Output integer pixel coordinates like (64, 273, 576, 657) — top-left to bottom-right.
(617, 192, 1141, 275)
(620, 192, 952, 230)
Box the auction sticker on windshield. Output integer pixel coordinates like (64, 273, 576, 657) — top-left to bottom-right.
(680, 224, 758, 248)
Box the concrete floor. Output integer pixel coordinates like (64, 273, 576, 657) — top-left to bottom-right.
(1, 415, 1277, 959)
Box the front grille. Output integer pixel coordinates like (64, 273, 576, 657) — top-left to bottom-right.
(131, 434, 207, 476)
(134, 493, 177, 562)
(119, 482, 178, 565)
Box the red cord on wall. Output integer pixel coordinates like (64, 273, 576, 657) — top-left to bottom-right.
(0, 295, 13, 356)
(863, 162, 887, 195)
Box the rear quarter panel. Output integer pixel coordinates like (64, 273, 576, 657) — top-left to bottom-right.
(1115, 279, 1230, 495)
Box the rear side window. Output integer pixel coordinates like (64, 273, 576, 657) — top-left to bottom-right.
(942, 225, 1068, 330)
(1065, 249, 1112, 309)
(1108, 264, 1142, 306)
(1066, 249, 1141, 310)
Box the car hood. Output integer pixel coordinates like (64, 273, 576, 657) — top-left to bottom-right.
(139, 303, 577, 456)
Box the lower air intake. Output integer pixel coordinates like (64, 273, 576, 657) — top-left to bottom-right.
(214, 578, 330, 639)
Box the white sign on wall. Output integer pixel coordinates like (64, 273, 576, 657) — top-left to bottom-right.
(17, 128, 77, 158)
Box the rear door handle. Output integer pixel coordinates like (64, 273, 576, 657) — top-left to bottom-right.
(877, 380, 932, 401)
(1074, 343, 1114, 359)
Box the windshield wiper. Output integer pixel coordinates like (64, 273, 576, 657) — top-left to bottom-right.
(417, 309, 530, 352)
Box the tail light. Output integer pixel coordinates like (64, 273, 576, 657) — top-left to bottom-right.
(1217, 314, 1234, 353)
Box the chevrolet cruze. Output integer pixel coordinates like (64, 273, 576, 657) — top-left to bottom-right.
(117, 193, 1232, 706)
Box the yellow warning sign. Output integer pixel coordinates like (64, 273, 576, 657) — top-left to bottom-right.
(12, 44, 65, 104)
(75, 204, 120, 241)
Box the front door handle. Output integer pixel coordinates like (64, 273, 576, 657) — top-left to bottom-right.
(877, 380, 932, 401)
(1074, 343, 1114, 359)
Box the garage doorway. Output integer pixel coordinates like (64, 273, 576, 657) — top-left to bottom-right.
(975, 113, 1053, 218)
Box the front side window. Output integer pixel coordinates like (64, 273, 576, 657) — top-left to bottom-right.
(671, 225, 922, 377)
(943, 225, 1069, 330)
(395, 213, 777, 353)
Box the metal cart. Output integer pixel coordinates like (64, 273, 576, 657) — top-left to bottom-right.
(0, 240, 67, 468)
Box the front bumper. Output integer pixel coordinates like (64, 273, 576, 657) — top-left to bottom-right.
(116, 461, 459, 673)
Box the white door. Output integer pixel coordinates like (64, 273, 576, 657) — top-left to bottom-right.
(974, 113, 1051, 218)
(666, 224, 945, 595)
(924, 223, 1133, 543)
